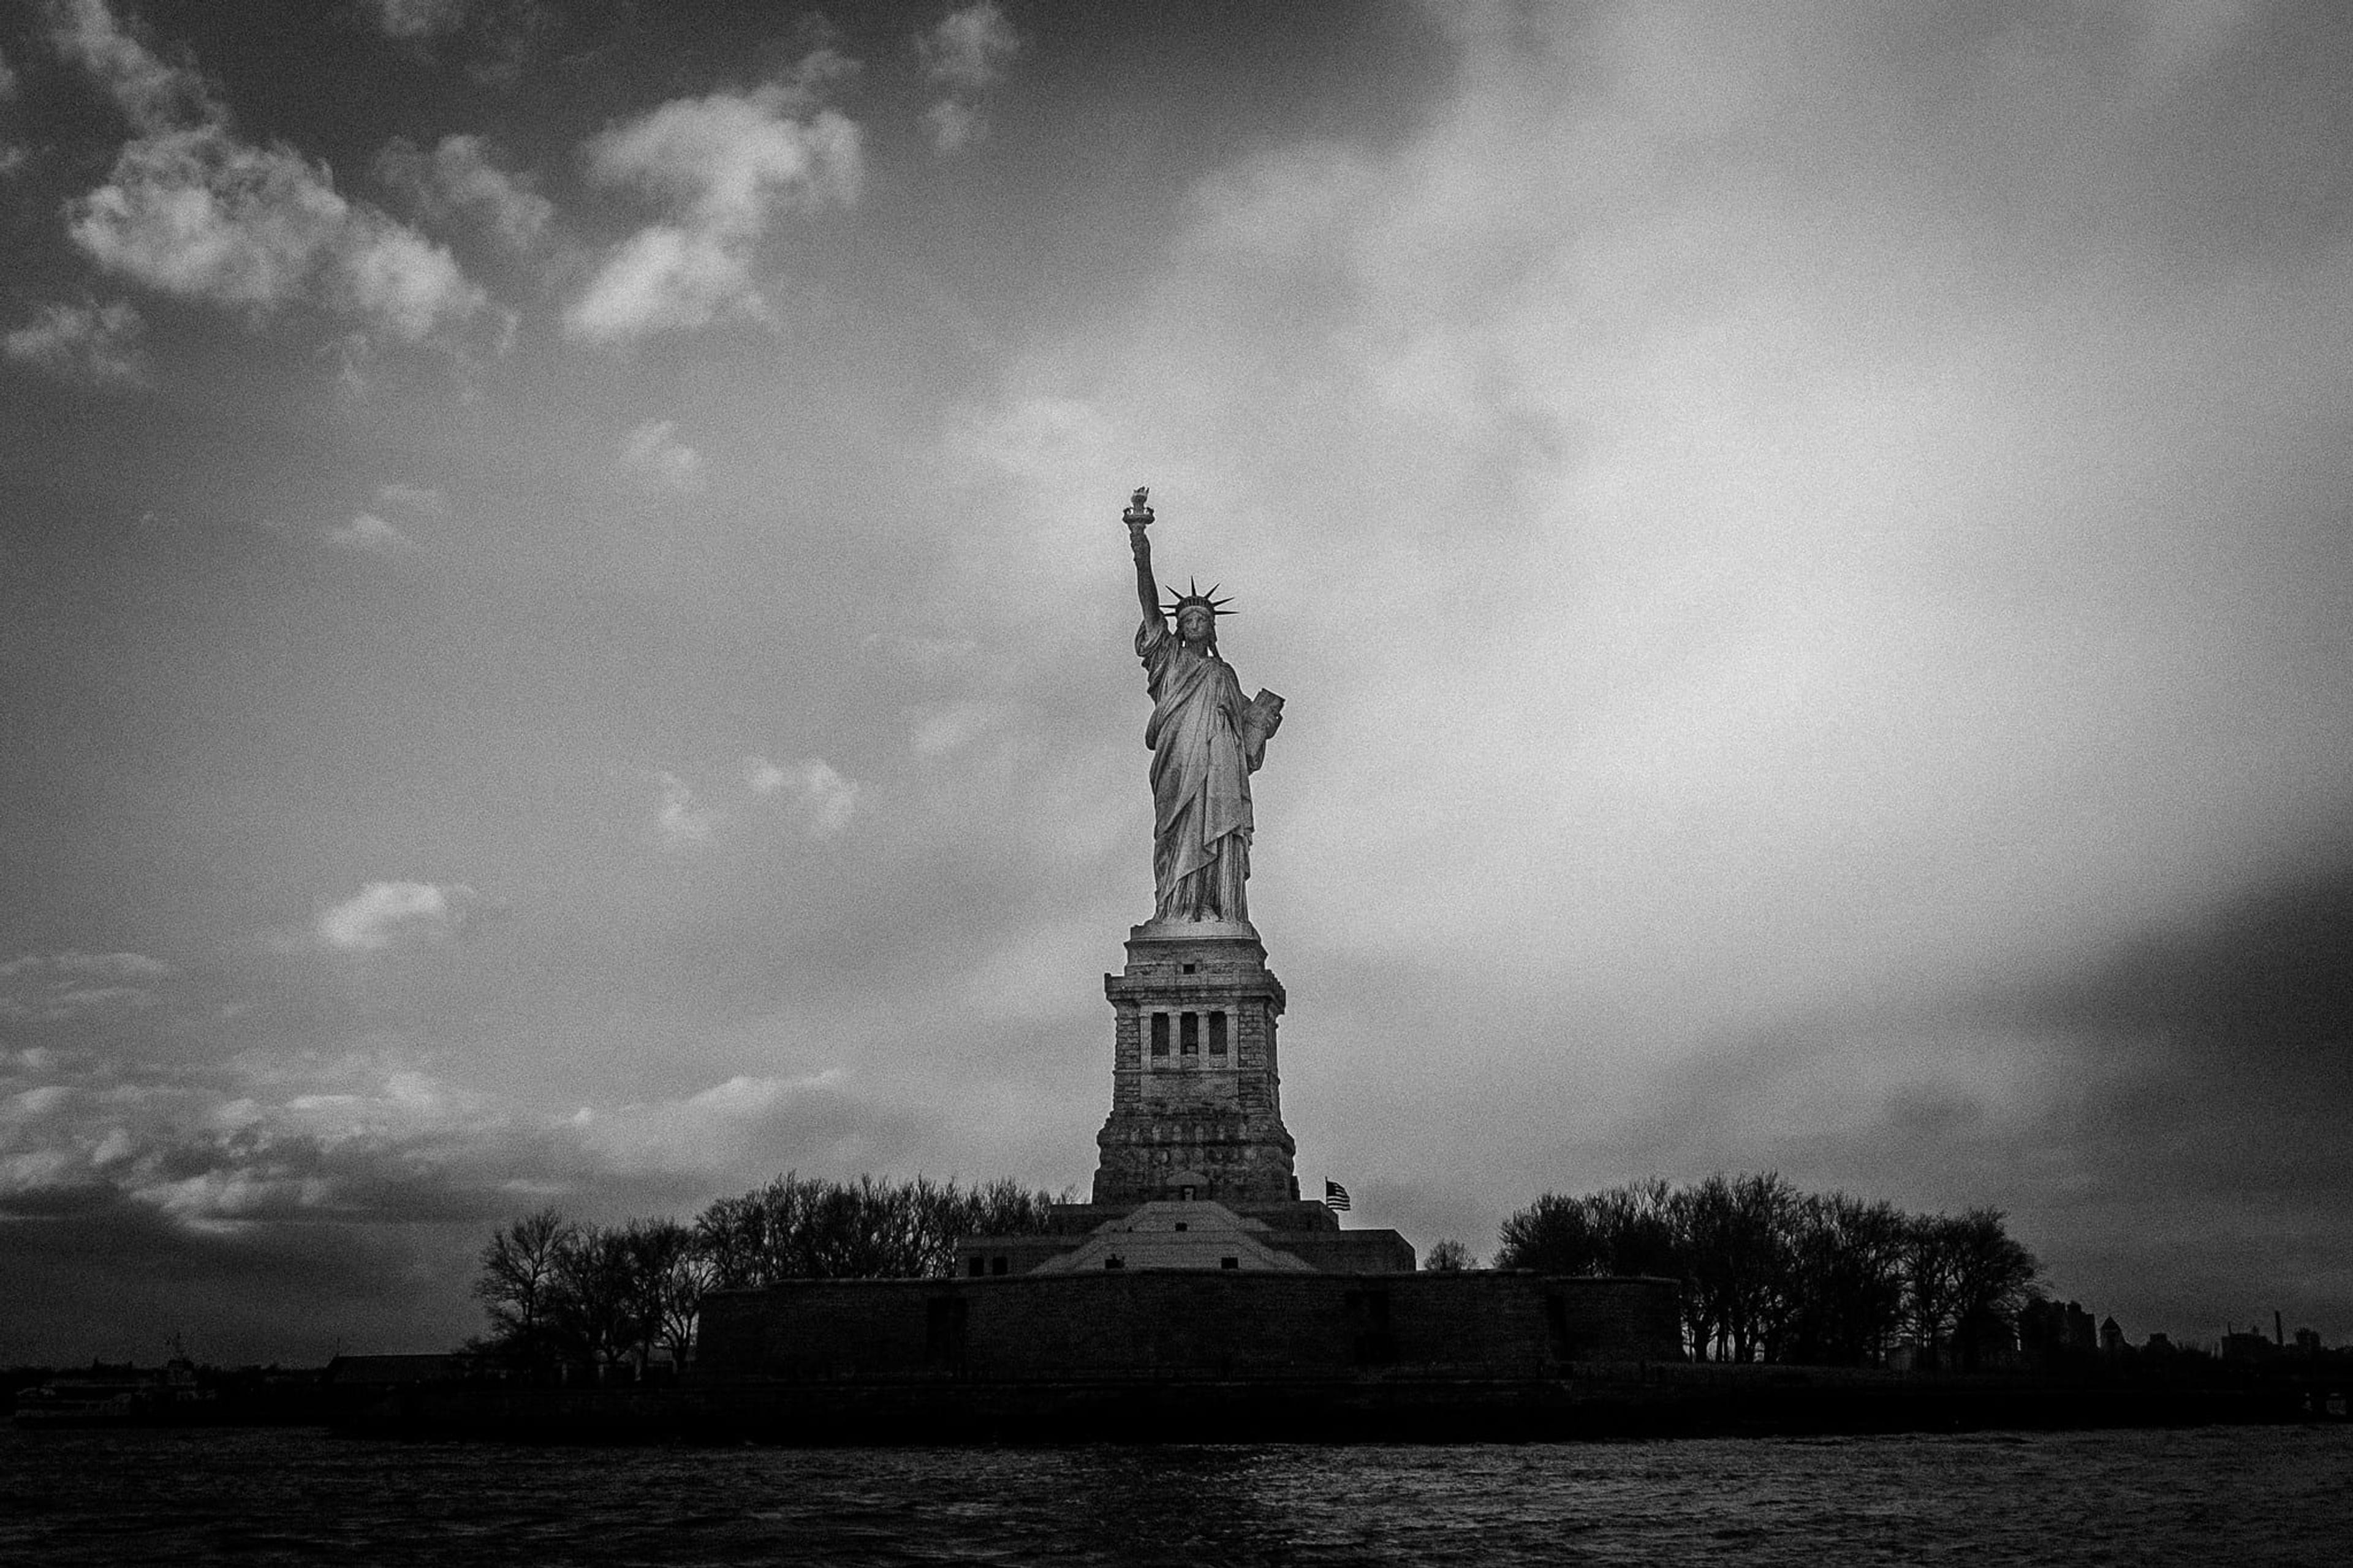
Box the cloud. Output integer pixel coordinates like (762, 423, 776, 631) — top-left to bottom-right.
(0, 1029, 926, 1360)
(651, 758, 861, 846)
(0, 1038, 896, 1249)
(744, 754, 860, 837)
(50, 0, 210, 131)
(585, 78, 861, 234)
(4, 300, 152, 388)
(324, 483, 444, 550)
(360, 0, 471, 40)
(322, 329, 374, 400)
(375, 132, 553, 252)
(371, 481, 446, 517)
(0, 43, 18, 99)
(322, 512, 415, 553)
(0, 1044, 515, 1239)
(313, 881, 475, 952)
(358, 1, 551, 88)
(907, 700, 1003, 759)
(563, 76, 862, 344)
(564, 225, 753, 344)
(948, 391, 1118, 490)
(570, 1070, 871, 1175)
(0, 951, 172, 980)
(922, 100, 985, 157)
(56, 1, 490, 344)
(654, 771, 719, 844)
(328, 206, 487, 339)
(920, 2, 1019, 94)
(71, 128, 345, 306)
(0, 950, 172, 1023)
(618, 418, 707, 493)
(917, 2, 1020, 154)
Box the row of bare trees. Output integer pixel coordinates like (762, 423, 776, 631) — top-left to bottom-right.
(1494, 1173, 2040, 1368)
(471, 1173, 1059, 1374)
(473, 1168, 2032, 1373)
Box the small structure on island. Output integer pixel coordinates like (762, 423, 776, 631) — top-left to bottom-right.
(693, 489, 1679, 1418)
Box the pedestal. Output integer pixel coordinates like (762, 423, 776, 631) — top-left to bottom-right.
(1091, 917, 1300, 1206)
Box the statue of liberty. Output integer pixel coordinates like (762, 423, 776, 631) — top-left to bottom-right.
(1124, 488, 1283, 924)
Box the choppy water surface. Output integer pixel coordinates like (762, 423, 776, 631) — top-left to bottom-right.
(3, 1425, 2348, 1566)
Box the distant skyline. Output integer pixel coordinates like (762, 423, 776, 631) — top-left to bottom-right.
(4, 0, 2351, 1363)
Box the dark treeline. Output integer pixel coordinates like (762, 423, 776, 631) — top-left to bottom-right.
(1495, 1173, 2039, 1368)
(472, 1168, 2036, 1375)
(472, 1173, 1060, 1374)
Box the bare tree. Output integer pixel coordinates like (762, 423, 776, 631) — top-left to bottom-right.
(1495, 1191, 1607, 1274)
(1903, 1208, 2039, 1368)
(689, 1172, 1063, 1287)
(1495, 1180, 1681, 1277)
(472, 1208, 574, 1366)
(1423, 1238, 1476, 1272)
(1903, 1212, 1968, 1368)
(1585, 1178, 1683, 1279)
(623, 1217, 707, 1373)
(551, 1224, 642, 1376)
(702, 1174, 801, 1285)
(476, 1172, 1069, 1376)
(1944, 1207, 2041, 1369)
(1677, 1172, 1797, 1362)
(1779, 1192, 1909, 1366)
(1496, 1176, 2039, 1369)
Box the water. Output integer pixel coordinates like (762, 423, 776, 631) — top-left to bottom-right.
(3, 1425, 2348, 1566)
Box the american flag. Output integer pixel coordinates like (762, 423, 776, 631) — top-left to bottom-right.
(1323, 1179, 1351, 1212)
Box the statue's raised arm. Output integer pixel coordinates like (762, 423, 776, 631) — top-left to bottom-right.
(1121, 486, 1278, 928)
(1125, 486, 1161, 627)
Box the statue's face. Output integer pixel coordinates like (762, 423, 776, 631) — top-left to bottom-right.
(1177, 605, 1213, 643)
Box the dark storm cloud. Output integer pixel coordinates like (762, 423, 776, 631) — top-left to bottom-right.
(2, 1187, 484, 1363)
(1996, 856, 2353, 1211)
(2018, 855, 2353, 1072)
(1559, 850, 2353, 1338)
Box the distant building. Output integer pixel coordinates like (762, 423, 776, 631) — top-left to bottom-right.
(323, 1354, 462, 1388)
(2219, 1329, 2275, 1364)
(2018, 1299, 2100, 1369)
(12, 1358, 214, 1427)
(2099, 1317, 2126, 1358)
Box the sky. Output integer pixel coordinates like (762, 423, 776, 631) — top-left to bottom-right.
(3, 0, 2351, 1365)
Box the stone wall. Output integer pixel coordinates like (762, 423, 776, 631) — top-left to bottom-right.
(1273, 1229, 1419, 1274)
(697, 1271, 1683, 1382)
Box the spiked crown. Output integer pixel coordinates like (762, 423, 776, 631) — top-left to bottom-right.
(1163, 577, 1234, 623)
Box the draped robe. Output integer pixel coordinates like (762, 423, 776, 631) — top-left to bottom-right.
(1138, 616, 1268, 922)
